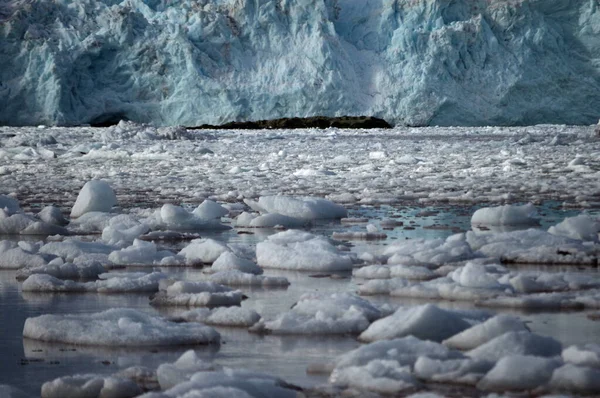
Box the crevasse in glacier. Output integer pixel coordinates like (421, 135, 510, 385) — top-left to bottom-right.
(1, 0, 599, 126)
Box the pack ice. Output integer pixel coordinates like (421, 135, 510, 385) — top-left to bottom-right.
(2, 0, 599, 126)
(23, 308, 220, 346)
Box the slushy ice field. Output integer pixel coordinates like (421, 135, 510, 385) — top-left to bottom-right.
(0, 122, 599, 397)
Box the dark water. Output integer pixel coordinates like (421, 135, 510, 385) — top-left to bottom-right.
(1, 203, 599, 396)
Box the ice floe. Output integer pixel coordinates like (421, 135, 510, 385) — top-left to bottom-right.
(477, 355, 562, 391)
(150, 358, 299, 398)
(0, 241, 49, 269)
(171, 307, 261, 327)
(70, 180, 117, 218)
(383, 233, 475, 266)
(207, 252, 263, 275)
(23, 308, 220, 346)
(22, 272, 166, 293)
(253, 196, 347, 220)
(146, 204, 230, 232)
(41, 374, 142, 398)
(359, 304, 472, 343)
(209, 270, 289, 287)
(108, 239, 185, 266)
(178, 239, 231, 265)
(16, 259, 105, 280)
(471, 203, 540, 227)
(192, 200, 229, 220)
(250, 293, 387, 335)
(443, 315, 529, 350)
(150, 280, 244, 307)
(256, 230, 354, 271)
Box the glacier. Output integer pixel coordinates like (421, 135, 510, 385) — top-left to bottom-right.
(1, 0, 599, 127)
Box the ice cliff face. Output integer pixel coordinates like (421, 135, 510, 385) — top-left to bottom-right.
(1, 0, 599, 127)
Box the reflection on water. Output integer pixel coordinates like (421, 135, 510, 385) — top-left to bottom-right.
(1, 203, 599, 396)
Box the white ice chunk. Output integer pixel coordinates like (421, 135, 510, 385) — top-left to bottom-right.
(102, 222, 150, 246)
(146, 204, 230, 232)
(467, 331, 562, 362)
(179, 239, 231, 264)
(247, 213, 306, 228)
(0, 242, 48, 269)
(562, 344, 600, 368)
(477, 355, 561, 391)
(384, 234, 474, 266)
(331, 337, 462, 390)
(174, 307, 261, 327)
(39, 239, 115, 262)
(16, 261, 105, 280)
(0, 195, 20, 215)
(147, 366, 298, 398)
(70, 180, 117, 218)
(257, 196, 347, 220)
(109, 239, 184, 266)
(471, 203, 539, 226)
(548, 214, 600, 242)
(443, 315, 529, 350)
(209, 252, 262, 275)
(256, 230, 353, 271)
(23, 308, 220, 346)
(548, 364, 600, 394)
(359, 304, 471, 343)
(330, 360, 418, 394)
(22, 272, 166, 293)
(192, 200, 229, 219)
(414, 356, 492, 385)
(251, 293, 384, 335)
(38, 206, 68, 226)
(449, 262, 506, 289)
(150, 281, 244, 307)
(209, 270, 289, 287)
(157, 350, 220, 390)
(41, 374, 142, 398)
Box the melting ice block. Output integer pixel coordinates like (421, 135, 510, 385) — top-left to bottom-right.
(150, 280, 245, 307)
(359, 304, 471, 343)
(256, 196, 347, 220)
(471, 203, 539, 226)
(209, 252, 263, 275)
(251, 292, 385, 335)
(256, 230, 353, 271)
(70, 180, 118, 218)
(443, 315, 529, 350)
(41, 374, 142, 398)
(23, 308, 220, 346)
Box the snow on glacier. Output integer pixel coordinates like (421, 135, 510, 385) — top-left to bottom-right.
(1, 0, 599, 126)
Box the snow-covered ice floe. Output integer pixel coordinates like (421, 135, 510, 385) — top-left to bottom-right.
(15, 259, 105, 280)
(145, 204, 230, 232)
(320, 309, 600, 395)
(256, 230, 354, 271)
(150, 280, 245, 307)
(108, 239, 186, 267)
(250, 196, 347, 220)
(40, 374, 143, 398)
(170, 307, 261, 327)
(22, 272, 166, 293)
(359, 261, 600, 310)
(209, 270, 289, 287)
(23, 308, 220, 346)
(250, 293, 389, 335)
(204, 252, 263, 275)
(471, 203, 540, 227)
(148, 350, 300, 397)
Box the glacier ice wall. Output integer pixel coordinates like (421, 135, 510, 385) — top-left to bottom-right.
(1, 0, 599, 127)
